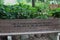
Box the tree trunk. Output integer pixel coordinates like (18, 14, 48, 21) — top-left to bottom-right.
(32, 0, 35, 7)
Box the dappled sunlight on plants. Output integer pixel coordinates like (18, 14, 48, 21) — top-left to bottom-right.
(0, 3, 49, 19)
(0, 0, 60, 19)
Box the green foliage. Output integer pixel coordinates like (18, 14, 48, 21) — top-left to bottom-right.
(0, 0, 4, 5)
(35, 2, 45, 11)
(0, 3, 49, 19)
(35, 1, 49, 13)
(49, 8, 60, 18)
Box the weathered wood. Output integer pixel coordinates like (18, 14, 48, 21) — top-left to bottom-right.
(0, 19, 60, 35)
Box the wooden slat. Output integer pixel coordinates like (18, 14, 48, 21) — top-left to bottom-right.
(0, 18, 60, 35)
(0, 31, 59, 36)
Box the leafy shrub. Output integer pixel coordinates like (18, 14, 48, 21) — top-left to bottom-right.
(49, 8, 60, 18)
(35, 1, 49, 12)
(0, 3, 49, 19)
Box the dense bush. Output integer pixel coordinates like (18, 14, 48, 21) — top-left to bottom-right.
(35, 1, 49, 12)
(49, 8, 60, 18)
(0, 3, 49, 19)
(35, 2, 46, 11)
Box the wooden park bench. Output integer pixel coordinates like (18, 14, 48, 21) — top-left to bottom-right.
(0, 18, 60, 40)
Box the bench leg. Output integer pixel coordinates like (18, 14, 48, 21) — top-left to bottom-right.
(57, 35, 59, 40)
(7, 36, 12, 40)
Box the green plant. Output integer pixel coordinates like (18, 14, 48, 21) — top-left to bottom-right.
(49, 8, 60, 18)
(0, 3, 49, 19)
